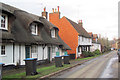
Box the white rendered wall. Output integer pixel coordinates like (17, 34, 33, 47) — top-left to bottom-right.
(90, 43, 101, 52)
(0, 44, 13, 65)
(20, 44, 25, 65)
(78, 36, 92, 46)
(14, 44, 20, 65)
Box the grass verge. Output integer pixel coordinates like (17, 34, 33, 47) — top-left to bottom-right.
(2, 51, 109, 79)
(3, 64, 71, 80)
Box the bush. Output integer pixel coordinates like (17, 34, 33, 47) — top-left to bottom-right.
(88, 51, 95, 57)
(93, 49, 101, 55)
(82, 51, 95, 57)
(82, 51, 89, 57)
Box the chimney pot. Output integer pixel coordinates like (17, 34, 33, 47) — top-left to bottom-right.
(78, 20, 83, 27)
(55, 8, 57, 12)
(57, 6, 59, 12)
(78, 20, 82, 24)
(44, 7, 46, 12)
(81, 20, 82, 23)
(52, 8, 54, 13)
(42, 7, 48, 19)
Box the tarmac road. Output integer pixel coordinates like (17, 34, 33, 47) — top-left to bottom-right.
(50, 51, 118, 78)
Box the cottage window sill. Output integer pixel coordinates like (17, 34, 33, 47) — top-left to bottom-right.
(0, 55, 6, 57)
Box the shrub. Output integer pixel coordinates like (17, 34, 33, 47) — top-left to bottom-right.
(82, 51, 89, 57)
(82, 51, 95, 57)
(88, 51, 95, 57)
(93, 49, 101, 55)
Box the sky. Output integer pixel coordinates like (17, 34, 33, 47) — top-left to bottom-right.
(0, 0, 119, 40)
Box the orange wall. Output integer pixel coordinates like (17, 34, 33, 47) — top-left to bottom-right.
(59, 17, 78, 54)
(49, 13, 78, 58)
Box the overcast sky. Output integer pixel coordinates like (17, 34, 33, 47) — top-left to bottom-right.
(0, 0, 119, 40)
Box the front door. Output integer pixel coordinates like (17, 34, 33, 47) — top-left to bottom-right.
(25, 46, 30, 58)
(48, 47, 51, 61)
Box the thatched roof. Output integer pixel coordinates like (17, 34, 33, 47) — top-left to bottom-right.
(0, 2, 71, 50)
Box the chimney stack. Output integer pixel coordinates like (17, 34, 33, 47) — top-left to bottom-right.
(78, 20, 83, 27)
(49, 6, 60, 22)
(42, 7, 48, 19)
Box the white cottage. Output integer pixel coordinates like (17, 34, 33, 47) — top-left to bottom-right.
(0, 3, 71, 65)
(76, 20, 92, 57)
(88, 33, 101, 52)
(64, 19, 92, 58)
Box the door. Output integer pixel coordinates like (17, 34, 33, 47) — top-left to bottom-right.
(25, 46, 30, 58)
(48, 47, 51, 61)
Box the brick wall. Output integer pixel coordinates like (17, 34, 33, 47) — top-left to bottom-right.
(49, 12, 79, 59)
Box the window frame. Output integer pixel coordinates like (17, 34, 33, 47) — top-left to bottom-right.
(31, 45, 38, 54)
(52, 46, 55, 53)
(0, 14, 8, 30)
(31, 23, 38, 35)
(1, 45, 5, 55)
(51, 29, 56, 38)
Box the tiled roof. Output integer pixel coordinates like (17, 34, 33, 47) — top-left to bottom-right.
(66, 17, 91, 38)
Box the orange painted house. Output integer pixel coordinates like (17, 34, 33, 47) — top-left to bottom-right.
(49, 7, 92, 59)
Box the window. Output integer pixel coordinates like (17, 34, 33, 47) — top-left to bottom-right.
(31, 23, 38, 35)
(1, 45, 5, 55)
(0, 14, 8, 30)
(31, 46, 37, 54)
(51, 29, 55, 38)
(52, 46, 55, 53)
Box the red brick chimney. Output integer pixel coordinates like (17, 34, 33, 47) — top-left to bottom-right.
(42, 7, 48, 19)
(49, 6, 60, 23)
(78, 20, 83, 27)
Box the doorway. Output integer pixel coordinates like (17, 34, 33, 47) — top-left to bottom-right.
(48, 47, 51, 61)
(25, 46, 30, 58)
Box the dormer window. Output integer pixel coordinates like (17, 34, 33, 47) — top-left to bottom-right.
(31, 23, 38, 35)
(0, 14, 8, 30)
(51, 29, 56, 38)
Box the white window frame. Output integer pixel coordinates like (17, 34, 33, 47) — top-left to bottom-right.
(51, 29, 55, 38)
(52, 46, 55, 53)
(31, 23, 38, 35)
(31, 45, 38, 54)
(0, 14, 8, 30)
(1, 45, 5, 55)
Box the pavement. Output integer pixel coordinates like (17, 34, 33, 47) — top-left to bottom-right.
(49, 51, 118, 79)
